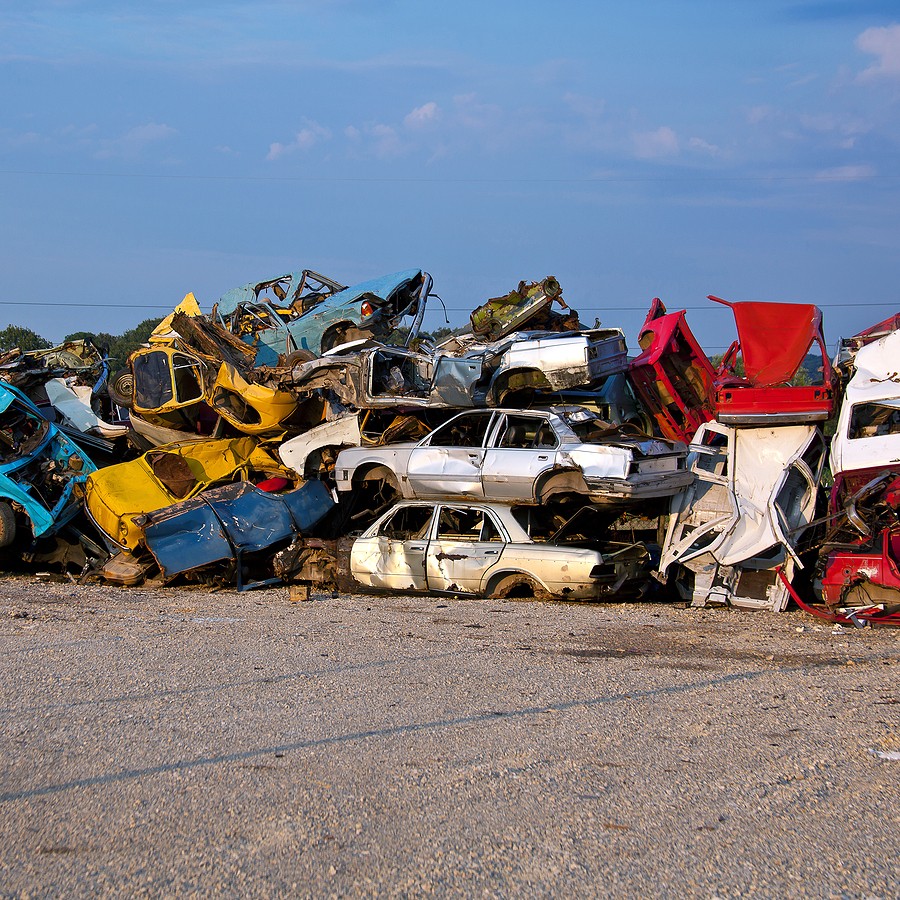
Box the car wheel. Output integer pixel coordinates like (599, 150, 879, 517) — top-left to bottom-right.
(108, 368, 134, 409)
(279, 348, 317, 367)
(0, 501, 16, 549)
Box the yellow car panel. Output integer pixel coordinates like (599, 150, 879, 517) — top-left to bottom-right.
(210, 363, 300, 435)
(84, 437, 290, 551)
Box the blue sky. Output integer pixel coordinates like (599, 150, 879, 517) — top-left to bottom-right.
(2, 1, 900, 356)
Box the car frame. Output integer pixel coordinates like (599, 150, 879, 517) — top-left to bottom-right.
(350, 499, 649, 600)
(213, 268, 433, 365)
(335, 406, 691, 507)
(0, 382, 97, 547)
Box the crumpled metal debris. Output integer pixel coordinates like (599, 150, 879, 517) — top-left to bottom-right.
(7, 265, 899, 620)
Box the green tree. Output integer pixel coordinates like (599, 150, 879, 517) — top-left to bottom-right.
(0, 324, 51, 352)
(64, 317, 163, 365)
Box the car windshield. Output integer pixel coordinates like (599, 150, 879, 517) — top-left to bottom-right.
(559, 408, 618, 442)
(512, 504, 614, 546)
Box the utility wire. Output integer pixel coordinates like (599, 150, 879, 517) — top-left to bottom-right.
(3, 169, 899, 185)
(0, 300, 897, 310)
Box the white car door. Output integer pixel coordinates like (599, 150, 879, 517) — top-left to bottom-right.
(425, 505, 505, 593)
(406, 411, 495, 498)
(481, 413, 559, 501)
(350, 505, 434, 591)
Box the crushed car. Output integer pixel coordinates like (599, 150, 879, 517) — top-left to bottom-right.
(334, 406, 691, 515)
(349, 500, 650, 600)
(710, 295, 834, 424)
(137, 479, 335, 589)
(627, 298, 716, 444)
(83, 436, 293, 554)
(817, 323, 900, 618)
(658, 421, 826, 611)
(279, 327, 629, 411)
(0, 381, 97, 549)
(213, 268, 433, 365)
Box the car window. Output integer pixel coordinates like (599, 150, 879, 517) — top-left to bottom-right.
(379, 506, 433, 540)
(437, 507, 504, 542)
(133, 351, 175, 409)
(849, 402, 900, 439)
(0, 401, 48, 461)
(172, 353, 204, 404)
(428, 412, 492, 448)
(497, 415, 556, 449)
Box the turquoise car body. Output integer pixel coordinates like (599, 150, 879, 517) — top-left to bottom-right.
(213, 268, 432, 366)
(0, 382, 97, 538)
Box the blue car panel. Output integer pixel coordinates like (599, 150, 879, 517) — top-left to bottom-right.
(142, 479, 335, 581)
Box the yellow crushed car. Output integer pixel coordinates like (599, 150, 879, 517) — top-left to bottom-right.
(83, 436, 293, 551)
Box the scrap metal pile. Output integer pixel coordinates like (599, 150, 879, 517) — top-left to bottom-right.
(2, 266, 898, 623)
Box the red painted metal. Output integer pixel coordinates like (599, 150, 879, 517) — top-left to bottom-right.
(627, 298, 715, 443)
(709, 295, 835, 423)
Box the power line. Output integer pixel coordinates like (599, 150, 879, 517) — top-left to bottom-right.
(3, 168, 898, 185)
(0, 300, 897, 311)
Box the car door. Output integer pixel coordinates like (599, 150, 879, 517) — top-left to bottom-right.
(350, 505, 434, 591)
(425, 505, 506, 593)
(481, 413, 559, 501)
(405, 411, 495, 498)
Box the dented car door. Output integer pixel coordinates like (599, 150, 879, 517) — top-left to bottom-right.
(424, 505, 505, 593)
(405, 411, 495, 498)
(349, 504, 433, 591)
(481, 412, 559, 501)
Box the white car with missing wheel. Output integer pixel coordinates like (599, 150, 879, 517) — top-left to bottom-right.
(350, 500, 650, 600)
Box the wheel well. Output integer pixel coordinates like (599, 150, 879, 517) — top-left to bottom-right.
(486, 571, 544, 599)
(534, 468, 590, 504)
(353, 463, 397, 485)
(319, 320, 356, 353)
(490, 368, 551, 405)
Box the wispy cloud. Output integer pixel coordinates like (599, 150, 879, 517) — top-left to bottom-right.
(266, 119, 332, 160)
(632, 126, 679, 159)
(856, 23, 900, 80)
(403, 101, 440, 129)
(815, 164, 876, 181)
(94, 122, 176, 160)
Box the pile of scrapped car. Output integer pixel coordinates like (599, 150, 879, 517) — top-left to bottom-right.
(1, 266, 898, 624)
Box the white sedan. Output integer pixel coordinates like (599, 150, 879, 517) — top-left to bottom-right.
(335, 406, 691, 506)
(350, 500, 649, 600)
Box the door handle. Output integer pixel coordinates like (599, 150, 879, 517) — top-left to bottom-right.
(537, 455, 549, 460)
(484, 549, 499, 555)
(409, 545, 425, 551)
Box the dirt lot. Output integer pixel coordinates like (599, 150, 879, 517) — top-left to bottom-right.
(0, 574, 897, 898)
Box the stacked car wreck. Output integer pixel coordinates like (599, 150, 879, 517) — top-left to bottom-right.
(0, 266, 897, 622)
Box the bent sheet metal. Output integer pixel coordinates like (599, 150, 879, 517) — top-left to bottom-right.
(141, 479, 335, 586)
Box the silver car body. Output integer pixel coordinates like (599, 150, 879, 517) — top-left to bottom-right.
(289, 329, 628, 410)
(350, 500, 648, 599)
(658, 421, 826, 611)
(335, 407, 691, 505)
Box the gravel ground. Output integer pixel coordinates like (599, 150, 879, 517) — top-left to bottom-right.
(0, 574, 897, 898)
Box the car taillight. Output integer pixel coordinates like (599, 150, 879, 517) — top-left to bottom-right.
(361, 300, 375, 317)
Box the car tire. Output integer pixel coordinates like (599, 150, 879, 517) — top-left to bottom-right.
(108, 368, 135, 409)
(279, 348, 317, 367)
(0, 501, 16, 549)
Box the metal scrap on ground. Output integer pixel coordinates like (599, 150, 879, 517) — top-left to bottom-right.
(1, 269, 898, 623)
